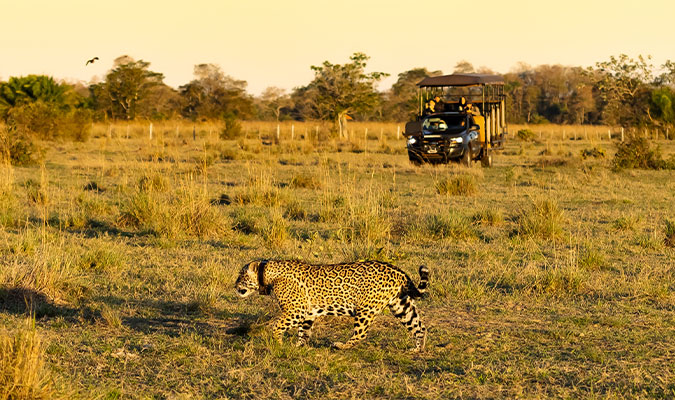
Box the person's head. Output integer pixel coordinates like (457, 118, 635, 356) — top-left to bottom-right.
(459, 97, 466, 106)
(433, 95, 440, 102)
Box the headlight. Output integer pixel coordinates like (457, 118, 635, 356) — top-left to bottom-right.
(407, 137, 417, 145)
(449, 137, 463, 144)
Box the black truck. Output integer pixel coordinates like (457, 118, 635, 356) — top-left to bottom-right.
(404, 74, 508, 167)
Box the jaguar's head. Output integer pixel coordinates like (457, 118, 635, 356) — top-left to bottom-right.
(234, 261, 260, 298)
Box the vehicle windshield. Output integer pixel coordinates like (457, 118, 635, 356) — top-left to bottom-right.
(422, 115, 467, 134)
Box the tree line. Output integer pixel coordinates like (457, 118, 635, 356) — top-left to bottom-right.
(1, 53, 674, 141)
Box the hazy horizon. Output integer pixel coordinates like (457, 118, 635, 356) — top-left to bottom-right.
(2, 0, 673, 95)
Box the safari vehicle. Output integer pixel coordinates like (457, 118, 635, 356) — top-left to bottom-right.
(404, 74, 507, 167)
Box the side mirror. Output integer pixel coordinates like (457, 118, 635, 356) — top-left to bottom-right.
(404, 121, 423, 136)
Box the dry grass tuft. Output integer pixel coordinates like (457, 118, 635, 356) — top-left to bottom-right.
(664, 219, 675, 247)
(289, 173, 322, 189)
(435, 175, 477, 196)
(518, 198, 565, 239)
(0, 318, 57, 400)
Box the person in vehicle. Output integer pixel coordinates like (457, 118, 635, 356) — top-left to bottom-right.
(424, 95, 444, 114)
(458, 96, 467, 112)
(466, 102, 481, 115)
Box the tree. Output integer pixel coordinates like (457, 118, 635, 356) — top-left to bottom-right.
(258, 87, 293, 121)
(179, 64, 253, 120)
(383, 68, 442, 121)
(595, 54, 654, 126)
(650, 87, 674, 124)
(453, 60, 475, 74)
(294, 52, 388, 137)
(0, 75, 73, 117)
(0, 75, 91, 140)
(90, 56, 164, 120)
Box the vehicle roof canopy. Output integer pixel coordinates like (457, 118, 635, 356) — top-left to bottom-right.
(417, 73, 504, 87)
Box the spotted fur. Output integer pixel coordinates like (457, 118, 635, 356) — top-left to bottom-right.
(235, 260, 429, 351)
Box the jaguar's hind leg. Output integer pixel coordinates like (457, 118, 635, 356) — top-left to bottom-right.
(333, 311, 375, 350)
(389, 296, 426, 351)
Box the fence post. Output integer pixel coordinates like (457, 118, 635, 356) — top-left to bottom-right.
(562, 129, 565, 140)
(608, 129, 611, 140)
(397, 125, 400, 140)
(276, 124, 280, 141)
(621, 127, 624, 142)
(193, 125, 196, 141)
(291, 124, 295, 140)
(364, 128, 368, 154)
(149, 123, 153, 140)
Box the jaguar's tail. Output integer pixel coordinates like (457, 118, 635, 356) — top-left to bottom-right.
(407, 265, 429, 299)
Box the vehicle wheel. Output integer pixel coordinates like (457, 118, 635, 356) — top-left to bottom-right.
(461, 149, 472, 168)
(481, 153, 493, 167)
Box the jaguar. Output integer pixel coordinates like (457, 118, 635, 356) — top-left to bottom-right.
(235, 260, 429, 351)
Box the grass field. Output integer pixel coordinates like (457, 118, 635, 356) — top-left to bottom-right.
(1, 121, 674, 399)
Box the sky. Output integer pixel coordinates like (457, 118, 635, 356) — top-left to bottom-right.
(1, 0, 673, 95)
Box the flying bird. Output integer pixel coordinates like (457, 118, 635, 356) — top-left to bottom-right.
(85, 57, 99, 66)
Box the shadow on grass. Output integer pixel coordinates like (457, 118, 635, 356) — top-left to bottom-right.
(0, 287, 80, 318)
(93, 295, 262, 339)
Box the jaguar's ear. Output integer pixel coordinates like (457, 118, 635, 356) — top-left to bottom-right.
(245, 261, 260, 274)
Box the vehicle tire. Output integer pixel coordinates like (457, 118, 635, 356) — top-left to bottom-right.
(461, 149, 472, 168)
(481, 153, 493, 167)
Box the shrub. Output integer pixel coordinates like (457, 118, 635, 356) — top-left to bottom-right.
(220, 114, 243, 139)
(613, 136, 674, 170)
(6, 101, 91, 141)
(517, 129, 535, 141)
(436, 175, 477, 196)
(0, 125, 42, 166)
(580, 147, 605, 159)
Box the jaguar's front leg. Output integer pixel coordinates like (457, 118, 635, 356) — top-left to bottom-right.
(333, 311, 374, 349)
